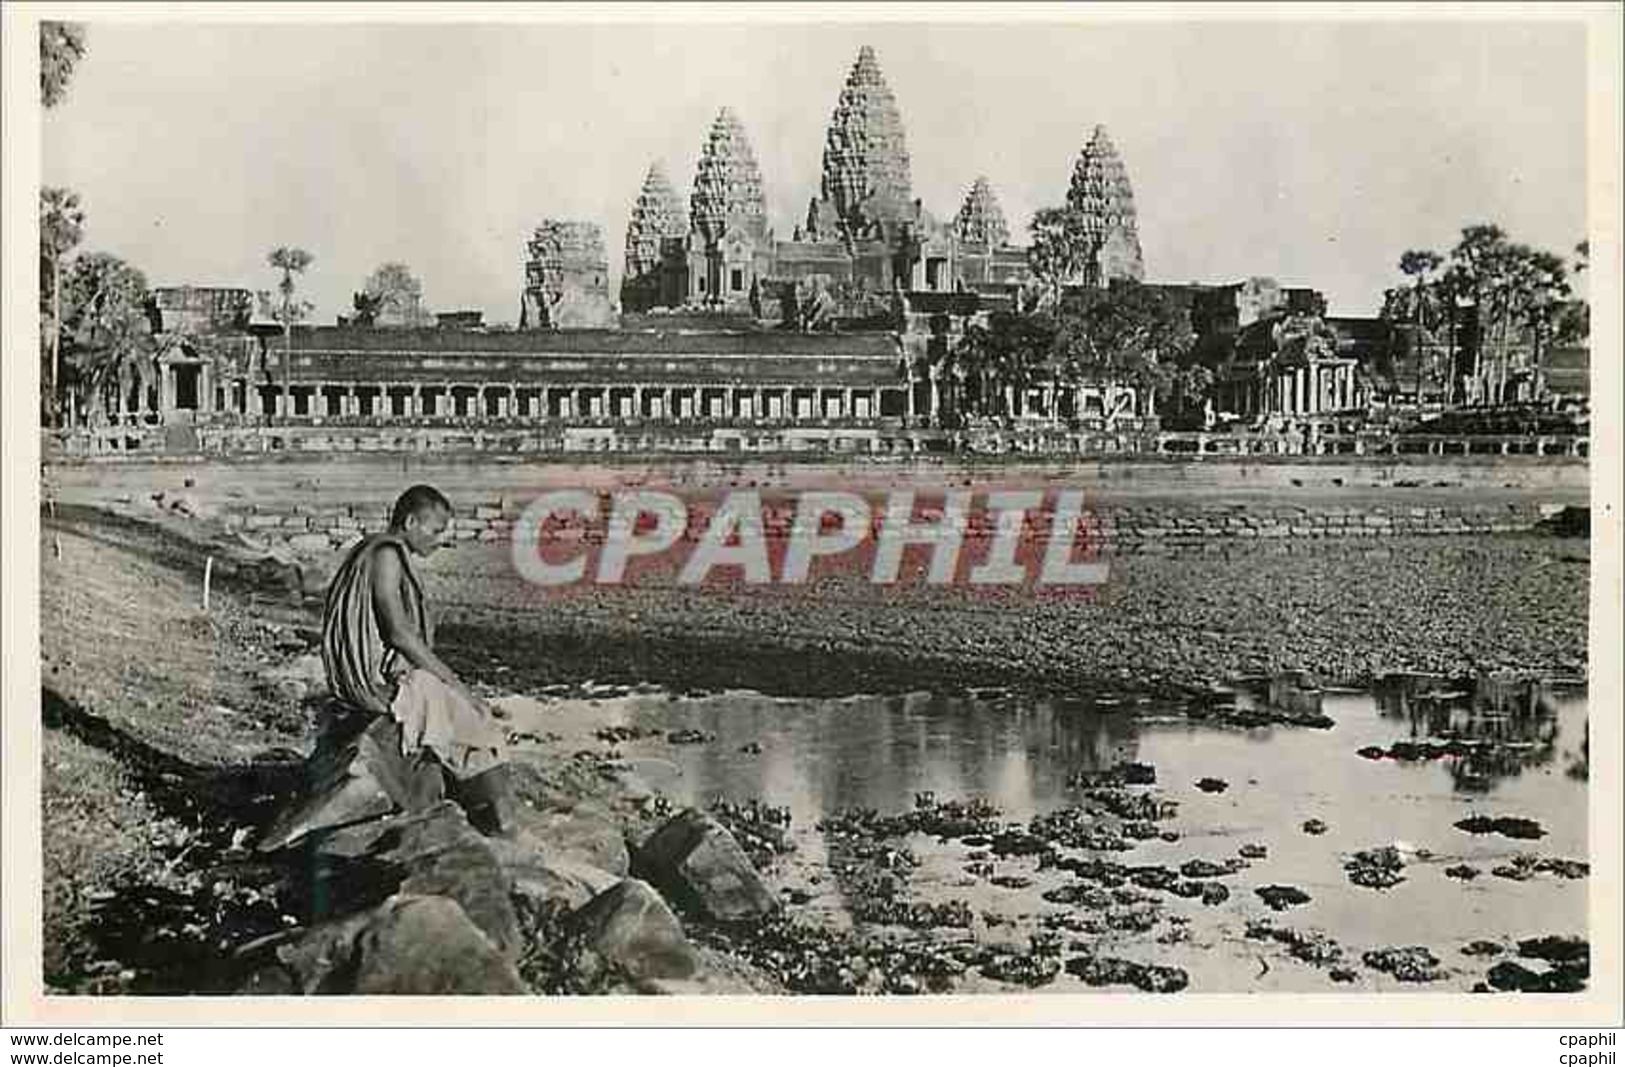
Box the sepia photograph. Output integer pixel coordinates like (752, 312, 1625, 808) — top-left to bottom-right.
(4, 3, 1620, 1027)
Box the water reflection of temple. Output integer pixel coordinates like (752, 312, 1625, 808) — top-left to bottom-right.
(623, 690, 1144, 923)
(1373, 673, 1563, 790)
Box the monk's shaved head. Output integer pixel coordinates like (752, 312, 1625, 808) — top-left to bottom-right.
(390, 485, 452, 530)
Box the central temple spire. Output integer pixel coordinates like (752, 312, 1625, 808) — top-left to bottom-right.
(821, 45, 914, 237)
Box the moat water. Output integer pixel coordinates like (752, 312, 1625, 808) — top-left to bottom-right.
(501, 677, 1589, 993)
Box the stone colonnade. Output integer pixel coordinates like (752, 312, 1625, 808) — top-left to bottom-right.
(911, 371, 1140, 424)
(97, 378, 163, 427)
(204, 380, 912, 424)
(1226, 360, 1359, 419)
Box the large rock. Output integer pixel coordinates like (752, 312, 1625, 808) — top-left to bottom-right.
(349, 896, 526, 994)
(257, 714, 444, 852)
(265, 895, 525, 994)
(307, 802, 522, 960)
(490, 834, 621, 913)
(259, 908, 375, 993)
(565, 879, 700, 983)
(521, 805, 631, 877)
(632, 808, 779, 923)
(248, 895, 525, 995)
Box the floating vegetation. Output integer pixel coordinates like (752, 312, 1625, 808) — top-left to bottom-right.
(1453, 815, 1546, 840)
(1064, 955, 1189, 993)
(1244, 919, 1344, 966)
(1344, 845, 1407, 890)
(1361, 946, 1443, 983)
(1255, 885, 1312, 911)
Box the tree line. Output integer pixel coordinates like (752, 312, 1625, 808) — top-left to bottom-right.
(933, 205, 1593, 427)
(935, 284, 1210, 425)
(1380, 226, 1587, 405)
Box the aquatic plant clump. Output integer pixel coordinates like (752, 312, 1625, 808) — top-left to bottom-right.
(1255, 884, 1312, 911)
(1453, 814, 1546, 840)
(1489, 854, 1589, 881)
(1361, 945, 1443, 983)
(1063, 954, 1189, 993)
(706, 797, 795, 867)
(1066, 761, 1156, 788)
(1244, 919, 1345, 966)
(1344, 845, 1407, 890)
(817, 794, 1003, 842)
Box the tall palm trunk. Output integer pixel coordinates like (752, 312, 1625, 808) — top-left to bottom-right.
(1446, 301, 1458, 405)
(1413, 276, 1425, 401)
(51, 255, 61, 427)
(283, 320, 291, 422)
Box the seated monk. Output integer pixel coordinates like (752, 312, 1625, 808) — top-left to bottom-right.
(320, 484, 518, 836)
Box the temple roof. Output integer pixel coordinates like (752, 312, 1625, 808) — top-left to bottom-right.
(625, 161, 688, 277)
(285, 324, 898, 359)
(690, 108, 767, 244)
(953, 176, 1010, 247)
(821, 45, 914, 235)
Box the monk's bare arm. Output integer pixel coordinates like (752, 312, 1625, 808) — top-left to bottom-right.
(370, 545, 496, 717)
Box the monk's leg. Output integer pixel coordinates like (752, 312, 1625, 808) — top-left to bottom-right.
(389, 668, 515, 833)
(451, 764, 519, 837)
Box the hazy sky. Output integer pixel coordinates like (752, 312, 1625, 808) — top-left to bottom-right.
(42, 19, 1588, 322)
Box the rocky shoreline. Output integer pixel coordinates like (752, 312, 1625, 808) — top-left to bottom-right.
(38, 503, 1590, 996)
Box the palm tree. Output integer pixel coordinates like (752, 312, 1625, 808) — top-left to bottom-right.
(40, 22, 87, 109)
(40, 187, 85, 425)
(60, 252, 155, 426)
(1448, 224, 1512, 403)
(267, 246, 314, 419)
(1515, 249, 1570, 400)
(1397, 249, 1443, 400)
(1435, 265, 1468, 404)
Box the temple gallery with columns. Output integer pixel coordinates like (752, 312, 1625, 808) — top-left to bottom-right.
(82, 46, 1391, 456)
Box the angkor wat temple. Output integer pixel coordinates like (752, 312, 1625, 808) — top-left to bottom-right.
(54, 46, 1585, 459)
(522, 46, 1141, 329)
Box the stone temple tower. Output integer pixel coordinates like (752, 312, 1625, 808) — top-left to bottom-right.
(687, 107, 770, 307)
(690, 107, 767, 244)
(953, 176, 1011, 248)
(625, 162, 687, 279)
(622, 162, 688, 310)
(815, 45, 915, 240)
(1066, 125, 1145, 286)
(521, 220, 615, 330)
